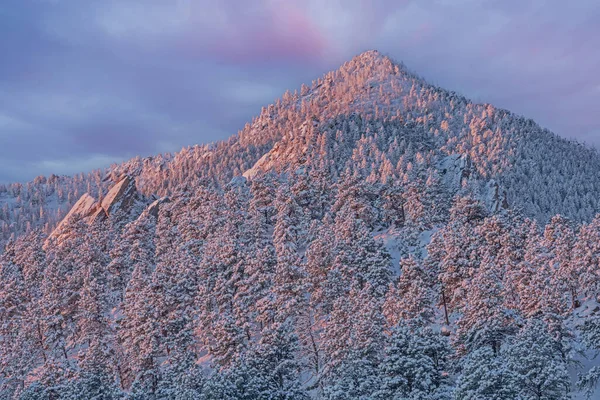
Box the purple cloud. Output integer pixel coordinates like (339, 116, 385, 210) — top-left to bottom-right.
(204, 2, 329, 65)
(0, 0, 598, 183)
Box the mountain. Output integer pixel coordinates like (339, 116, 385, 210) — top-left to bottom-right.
(2, 50, 599, 251)
(2, 50, 600, 399)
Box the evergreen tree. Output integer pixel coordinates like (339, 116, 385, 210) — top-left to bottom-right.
(119, 233, 160, 394)
(428, 195, 486, 323)
(456, 216, 519, 354)
(323, 287, 386, 400)
(75, 258, 119, 390)
(150, 205, 199, 384)
(575, 215, 600, 301)
(384, 256, 435, 327)
(379, 324, 453, 399)
(544, 215, 578, 311)
(454, 347, 518, 400)
(272, 185, 306, 324)
(333, 206, 392, 297)
(506, 319, 571, 400)
(0, 256, 39, 397)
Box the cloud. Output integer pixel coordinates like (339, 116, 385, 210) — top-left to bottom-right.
(222, 81, 282, 104)
(202, 1, 329, 66)
(32, 154, 126, 178)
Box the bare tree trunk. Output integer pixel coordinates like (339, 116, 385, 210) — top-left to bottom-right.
(441, 287, 450, 326)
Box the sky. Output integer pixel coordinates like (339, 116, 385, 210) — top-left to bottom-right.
(0, 0, 599, 183)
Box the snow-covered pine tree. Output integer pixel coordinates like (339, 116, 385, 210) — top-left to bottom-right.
(454, 347, 518, 400)
(506, 319, 571, 399)
(379, 323, 453, 400)
(383, 256, 435, 327)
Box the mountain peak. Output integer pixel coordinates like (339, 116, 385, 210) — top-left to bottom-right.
(353, 49, 384, 60)
(340, 49, 415, 84)
(346, 49, 394, 68)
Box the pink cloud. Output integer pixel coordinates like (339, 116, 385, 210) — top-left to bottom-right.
(205, 2, 329, 66)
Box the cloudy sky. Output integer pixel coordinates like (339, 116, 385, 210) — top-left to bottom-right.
(1, 0, 599, 183)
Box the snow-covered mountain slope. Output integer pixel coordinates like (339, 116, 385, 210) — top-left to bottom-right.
(4, 50, 600, 399)
(2, 50, 600, 250)
(235, 50, 600, 222)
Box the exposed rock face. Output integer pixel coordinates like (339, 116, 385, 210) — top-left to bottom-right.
(487, 180, 509, 212)
(50, 175, 143, 239)
(66, 193, 98, 220)
(242, 148, 276, 180)
(101, 175, 137, 216)
(89, 207, 108, 225)
(242, 120, 316, 180)
(437, 153, 473, 189)
(51, 193, 102, 237)
(146, 197, 170, 218)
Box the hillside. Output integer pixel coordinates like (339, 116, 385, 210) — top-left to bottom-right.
(2, 51, 600, 399)
(2, 51, 599, 250)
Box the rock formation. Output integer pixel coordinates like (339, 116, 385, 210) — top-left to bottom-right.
(50, 175, 142, 239)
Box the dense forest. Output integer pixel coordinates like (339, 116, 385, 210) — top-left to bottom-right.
(2, 51, 600, 399)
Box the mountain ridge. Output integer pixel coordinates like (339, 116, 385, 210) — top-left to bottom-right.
(3, 50, 600, 399)
(1, 49, 600, 252)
